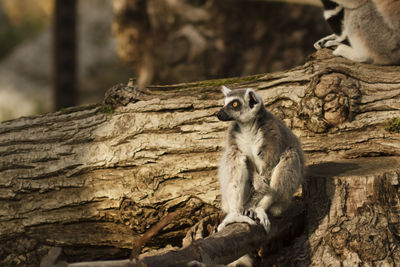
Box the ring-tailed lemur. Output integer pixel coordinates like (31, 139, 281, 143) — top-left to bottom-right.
(216, 86, 305, 233)
(314, 0, 400, 65)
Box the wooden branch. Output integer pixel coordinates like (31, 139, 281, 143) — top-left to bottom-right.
(2, 49, 400, 265)
(136, 203, 304, 266)
(44, 204, 303, 266)
(130, 210, 179, 260)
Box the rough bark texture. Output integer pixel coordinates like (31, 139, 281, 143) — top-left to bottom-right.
(1, 49, 400, 266)
(264, 156, 400, 266)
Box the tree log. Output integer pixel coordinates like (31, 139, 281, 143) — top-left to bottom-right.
(1, 49, 400, 266)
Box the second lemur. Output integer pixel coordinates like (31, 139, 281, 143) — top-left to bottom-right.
(216, 86, 305, 232)
(314, 0, 400, 65)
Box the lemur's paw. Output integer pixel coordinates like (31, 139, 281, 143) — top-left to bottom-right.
(243, 208, 271, 233)
(314, 39, 336, 49)
(314, 40, 325, 50)
(314, 34, 339, 50)
(243, 208, 257, 221)
(217, 213, 256, 232)
(254, 208, 271, 233)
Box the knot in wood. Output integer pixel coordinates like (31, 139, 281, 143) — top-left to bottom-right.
(323, 93, 349, 126)
(119, 198, 158, 233)
(104, 80, 144, 108)
(327, 227, 350, 255)
(315, 74, 350, 126)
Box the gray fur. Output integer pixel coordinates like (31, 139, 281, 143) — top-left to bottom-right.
(216, 86, 305, 234)
(315, 0, 400, 65)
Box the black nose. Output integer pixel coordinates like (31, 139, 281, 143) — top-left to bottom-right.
(216, 109, 232, 121)
(216, 110, 224, 120)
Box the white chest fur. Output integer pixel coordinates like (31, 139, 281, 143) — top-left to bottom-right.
(234, 125, 265, 173)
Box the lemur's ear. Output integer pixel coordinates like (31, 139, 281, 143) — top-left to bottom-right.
(221, 86, 232, 96)
(246, 89, 259, 109)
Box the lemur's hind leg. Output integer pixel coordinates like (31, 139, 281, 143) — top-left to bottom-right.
(249, 148, 303, 232)
(268, 148, 303, 215)
(333, 44, 371, 63)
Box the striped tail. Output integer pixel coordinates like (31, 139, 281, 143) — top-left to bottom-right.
(321, 0, 344, 36)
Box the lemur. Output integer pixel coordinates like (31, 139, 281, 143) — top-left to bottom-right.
(216, 86, 305, 233)
(314, 0, 400, 65)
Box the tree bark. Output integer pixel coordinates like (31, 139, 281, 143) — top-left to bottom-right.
(1, 49, 400, 266)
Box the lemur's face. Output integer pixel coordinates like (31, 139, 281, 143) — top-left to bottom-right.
(216, 86, 262, 123)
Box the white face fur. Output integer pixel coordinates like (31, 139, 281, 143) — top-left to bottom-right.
(220, 86, 263, 124)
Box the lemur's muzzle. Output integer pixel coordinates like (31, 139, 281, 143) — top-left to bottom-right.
(216, 109, 233, 121)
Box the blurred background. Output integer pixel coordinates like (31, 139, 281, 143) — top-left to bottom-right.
(0, 0, 330, 122)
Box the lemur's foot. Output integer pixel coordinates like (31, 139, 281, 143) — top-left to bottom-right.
(332, 44, 370, 63)
(217, 213, 256, 232)
(314, 34, 342, 50)
(243, 208, 271, 233)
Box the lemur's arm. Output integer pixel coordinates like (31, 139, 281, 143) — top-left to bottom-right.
(219, 151, 249, 214)
(372, 0, 400, 30)
(217, 149, 256, 232)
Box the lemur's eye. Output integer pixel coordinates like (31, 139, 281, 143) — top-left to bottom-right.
(231, 101, 239, 109)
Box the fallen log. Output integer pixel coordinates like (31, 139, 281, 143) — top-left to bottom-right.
(1, 49, 400, 265)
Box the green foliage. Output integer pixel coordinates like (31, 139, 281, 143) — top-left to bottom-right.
(384, 117, 400, 133)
